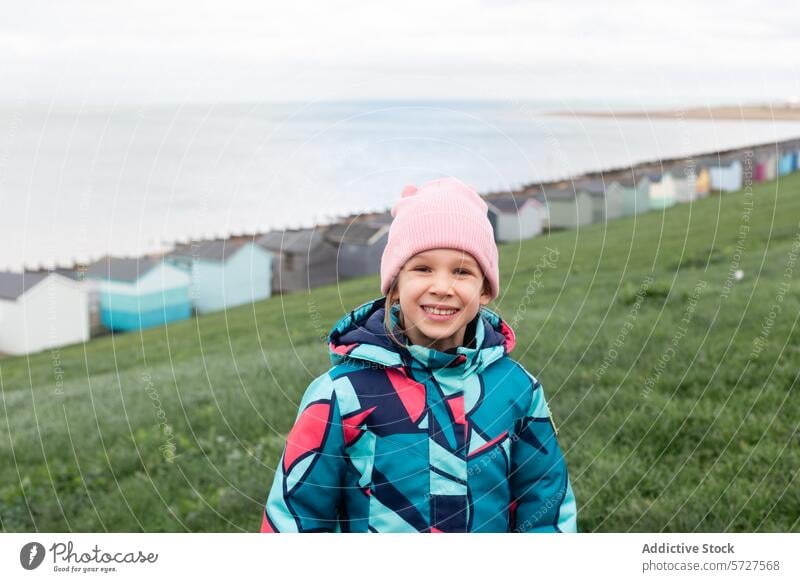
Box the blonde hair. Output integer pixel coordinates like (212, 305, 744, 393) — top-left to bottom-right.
(382, 275, 493, 349)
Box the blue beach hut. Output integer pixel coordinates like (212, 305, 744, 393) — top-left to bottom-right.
(87, 257, 192, 331)
(166, 239, 272, 314)
(778, 152, 794, 176)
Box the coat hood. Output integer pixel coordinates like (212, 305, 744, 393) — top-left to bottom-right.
(328, 296, 516, 375)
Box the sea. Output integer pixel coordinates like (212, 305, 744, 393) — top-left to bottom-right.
(1, 100, 799, 271)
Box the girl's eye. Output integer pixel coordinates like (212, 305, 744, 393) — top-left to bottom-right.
(413, 266, 471, 275)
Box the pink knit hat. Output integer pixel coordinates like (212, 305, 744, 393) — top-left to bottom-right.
(380, 177, 499, 299)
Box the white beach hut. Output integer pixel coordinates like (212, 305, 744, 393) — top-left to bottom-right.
(576, 179, 624, 223)
(533, 184, 594, 229)
(709, 159, 743, 193)
(486, 194, 545, 242)
(673, 173, 698, 203)
(647, 173, 677, 209)
(0, 271, 89, 356)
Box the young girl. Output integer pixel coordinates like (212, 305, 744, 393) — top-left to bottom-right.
(260, 177, 577, 533)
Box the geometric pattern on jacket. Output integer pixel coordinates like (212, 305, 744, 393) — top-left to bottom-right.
(261, 296, 578, 532)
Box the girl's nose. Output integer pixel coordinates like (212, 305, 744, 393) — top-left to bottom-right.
(429, 271, 455, 295)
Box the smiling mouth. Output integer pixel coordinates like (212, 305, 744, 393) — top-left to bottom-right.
(421, 305, 460, 316)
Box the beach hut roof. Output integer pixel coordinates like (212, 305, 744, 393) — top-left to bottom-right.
(86, 256, 163, 283)
(0, 271, 49, 300)
(257, 226, 331, 254)
(701, 153, 741, 166)
(615, 173, 649, 188)
(534, 184, 580, 201)
(576, 179, 611, 196)
(644, 173, 664, 184)
(325, 221, 389, 246)
(356, 211, 393, 225)
(26, 267, 83, 281)
(486, 194, 538, 214)
(167, 239, 249, 263)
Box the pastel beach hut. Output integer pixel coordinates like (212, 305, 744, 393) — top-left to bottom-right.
(647, 172, 677, 209)
(752, 149, 778, 182)
(762, 151, 778, 181)
(532, 183, 594, 229)
(0, 271, 89, 355)
(87, 257, 192, 332)
(166, 239, 272, 315)
(485, 193, 545, 242)
(668, 162, 699, 203)
(778, 151, 794, 176)
(753, 150, 769, 183)
(576, 179, 624, 224)
(610, 174, 651, 216)
(257, 226, 340, 294)
(324, 220, 390, 280)
(694, 167, 711, 196)
(708, 158, 743, 193)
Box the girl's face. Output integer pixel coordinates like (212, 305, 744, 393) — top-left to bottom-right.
(390, 248, 491, 352)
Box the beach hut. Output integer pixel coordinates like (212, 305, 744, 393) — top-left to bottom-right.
(0, 271, 89, 355)
(29, 265, 103, 335)
(324, 220, 390, 279)
(647, 173, 677, 209)
(694, 167, 711, 196)
(778, 151, 794, 176)
(485, 194, 545, 242)
(752, 149, 778, 182)
(87, 257, 192, 332)
(608, 174, 651, 216)
(754, 153, 767, 183)
(666, 161, 700, 203)
(575, 179, 624, 224)
(166, 240, 272, 314)
(257, 226, 340, 294)
(709, 158, 743, 193)
(673, 173, 698, 203)
(763, 151, 778, 181)
(532, 184, 594, 229)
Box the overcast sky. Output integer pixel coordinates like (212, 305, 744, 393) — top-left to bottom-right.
(2, 0, 799, 105)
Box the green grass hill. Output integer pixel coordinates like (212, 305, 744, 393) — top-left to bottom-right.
(2, 174, 799, 532)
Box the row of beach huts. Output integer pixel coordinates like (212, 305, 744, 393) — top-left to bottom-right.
(1, 139, 798, 357)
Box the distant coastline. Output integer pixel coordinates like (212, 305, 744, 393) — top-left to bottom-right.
(4, 100, 800, 271)
(551, 104, 800, 122)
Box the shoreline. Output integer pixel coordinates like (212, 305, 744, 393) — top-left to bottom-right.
(550, 104, 800, 122)
(4, 108, 800, 271)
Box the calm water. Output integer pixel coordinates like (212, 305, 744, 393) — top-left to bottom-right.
(1, 100, 799, 270)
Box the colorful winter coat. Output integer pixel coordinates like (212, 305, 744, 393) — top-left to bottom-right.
(260, 297, 577, 533)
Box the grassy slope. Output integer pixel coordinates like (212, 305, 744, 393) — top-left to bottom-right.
(1, 174, 799, 532)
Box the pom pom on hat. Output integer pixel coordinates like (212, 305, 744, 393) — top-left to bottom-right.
(400, 185, 418, 199)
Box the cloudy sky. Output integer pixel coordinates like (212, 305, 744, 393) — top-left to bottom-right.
(2, 0, 799, 105)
